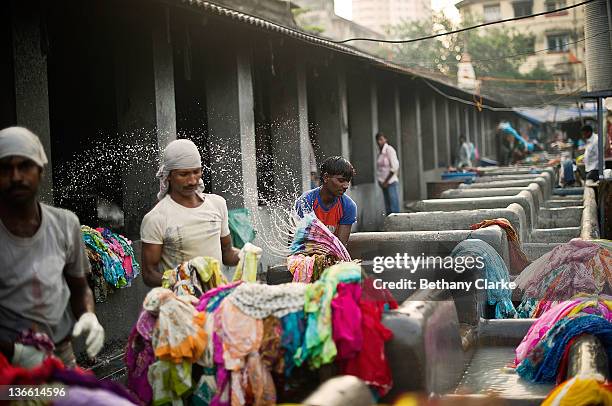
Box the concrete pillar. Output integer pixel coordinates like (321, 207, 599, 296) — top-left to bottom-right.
(444, 98, 451, 167)
(377, 78, 403, 202)
(480, 112, 486, 157)
(11, 0, 53, 203)
(420, 95, 435, 170)
(152, 6, 177, 149)
(432, 97, 439, 167)
(435, 96, 447, 167)
(401, 90, 424, 200)
(206, 43, 257, 214)
(308, 66, 345, 159)
(269, 54, 311, 198)
(338, 71, 350, 160)
(347, 70, 377, 185)
(464, 106, 470, 142)
(472, 108, 479, 152)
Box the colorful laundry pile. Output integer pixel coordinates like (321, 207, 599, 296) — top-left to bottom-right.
(0, 352, 139, 405)
(470, 218, 531, 274)
(125, 262, 397, 405)
(515, 239, 612, 318)
(288, 214, 351, 283)
(513, 296, 612, 384)
(162, 256, 227, 297)
(81, 226, 141, 303)
(451, 239, 517, 319)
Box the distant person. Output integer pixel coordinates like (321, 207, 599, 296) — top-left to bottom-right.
(375, 132, 400, 215)
(456, 134, 472, 168)
(295, 156, 357, 247)
(140, 139, 261, 287)
(581, 124, 599, 181)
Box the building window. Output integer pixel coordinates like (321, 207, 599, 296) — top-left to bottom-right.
(547, 33, 570, 52)
(513, 0, 533, 17)
(555, 74, 570, 91)
(483, 4, 501, 21)
(546, 0, 567, 13)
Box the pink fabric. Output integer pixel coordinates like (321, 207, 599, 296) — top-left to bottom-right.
(332, 283, 363, 360)
(376, 143, 400, 184)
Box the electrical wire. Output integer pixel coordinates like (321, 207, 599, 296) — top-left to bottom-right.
(333, 0, 599, 44)
(421, 78, 587, 111)
(385, 29, 611, 69)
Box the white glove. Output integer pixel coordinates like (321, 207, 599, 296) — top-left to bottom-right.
(12, 343, 46, 368)
(72, 312, 105, 358)
(238, 242, 263, 261)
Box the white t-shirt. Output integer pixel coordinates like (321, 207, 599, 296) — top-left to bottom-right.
(0, 204, 89, 343)
(140, 194, 230, 272)
(584, 133, 599, 172)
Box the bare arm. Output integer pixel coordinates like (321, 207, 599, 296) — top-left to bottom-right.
(221, 235, 240, 266)
(335, 224, 352, 247)
(66, 275, 95, 319)
(141, 242, 164, 287)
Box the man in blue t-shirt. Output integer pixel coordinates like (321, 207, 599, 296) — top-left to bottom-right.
(295, 156, 357, 247)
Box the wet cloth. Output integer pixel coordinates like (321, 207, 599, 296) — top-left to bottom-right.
(289, 213, 351, 261)
(514, 296, 612, 366)
(517, 314, 612, 383)
(125, 310, 157, 404)
(162, 256, 226, 298)
(451, 239, 517, 319)
(332, 283, 363, 360)
(233, 251, 260, 283)
(515, 239, 612, 305)
(297, 262, 362, 368)
(287, 254, 337, 283)
(470, 218, 531, 274)
(0, 204, 89, 344)
(148, 359, 192, 405)
(196, 282, 242, 314)
(542, 377, 612, 406)
(227, 283, 307, 319)
(142, 287, 206, 364)
(280, 311, 306, 377)
(0, 126, 48, 167)
(340, 291, 394, 397)
(140, 193, 231, 270)
(156, 138, 204, 200)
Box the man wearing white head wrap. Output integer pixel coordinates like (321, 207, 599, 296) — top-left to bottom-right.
(0, 126, 104, 368)
(140, 138, 261, 287)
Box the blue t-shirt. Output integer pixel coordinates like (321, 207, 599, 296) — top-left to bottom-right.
(295, 187, 357, 233)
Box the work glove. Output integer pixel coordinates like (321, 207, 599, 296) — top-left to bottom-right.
(72, 312, 105, 358)
(238, 242, 263, 261)
(12, 343, 46, 368)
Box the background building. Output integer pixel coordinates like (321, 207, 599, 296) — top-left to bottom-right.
(352, 0, 433, 32)
(456, 0, 586, 93)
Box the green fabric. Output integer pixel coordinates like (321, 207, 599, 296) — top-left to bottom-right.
(228, 208, 256, 249)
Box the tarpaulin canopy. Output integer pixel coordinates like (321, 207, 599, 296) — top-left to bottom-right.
(513, 104, 598, 125)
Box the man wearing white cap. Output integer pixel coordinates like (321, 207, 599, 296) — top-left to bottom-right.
(0, 126, 104, 368)
(140, 138, 261, 286)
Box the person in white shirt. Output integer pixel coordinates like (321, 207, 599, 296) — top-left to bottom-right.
(0, 127, 104, 368)
(375, 132, 400, 214)
(581, 125, 600, 181)
(140, 139, 261, 287)
(456, 134, 473, 168)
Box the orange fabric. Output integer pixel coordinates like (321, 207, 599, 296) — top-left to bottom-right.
(154, 312, 207, 363)
(471, 218, 531, 273)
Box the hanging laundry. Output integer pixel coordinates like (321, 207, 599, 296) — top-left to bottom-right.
(280, 311, 307, 377)
(470, 218, 531, 274)
(143, 288, 206, 364)
(331, 283, 363, 361)
(196, 281, 243, 313)
(287, 253, 337, 283)
(125, 309, 157, 404)
(81, 226, 140, 302)
(451, 239, 517, 319)
(298, 262, 362, 369)
(148, 360, 192, 405)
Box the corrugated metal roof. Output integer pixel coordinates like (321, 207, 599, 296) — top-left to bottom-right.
(179, 0, 506, 106)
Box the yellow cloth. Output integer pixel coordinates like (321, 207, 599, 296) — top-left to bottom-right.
(542, 377, 612, 406)
(232, 251, 259, 282)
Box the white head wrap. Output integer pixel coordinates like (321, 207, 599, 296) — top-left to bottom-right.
(156, 139, 204, 200)
(0, 126, 48, 168)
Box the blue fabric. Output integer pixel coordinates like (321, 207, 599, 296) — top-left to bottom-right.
(281, 311, 307, 377)
(562, 159, 576, 184)
(451, 239, 517, 319)
(517, 315, 612, 383)
(382, 181, 400, 215)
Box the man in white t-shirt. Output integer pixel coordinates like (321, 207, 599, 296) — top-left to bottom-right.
(0, 127, 104, 368)
(140, 139, 261, 286)
(581, 125, 600, 181)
